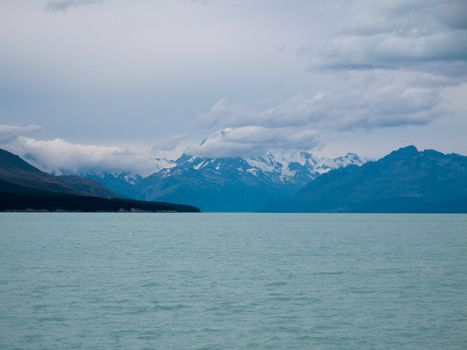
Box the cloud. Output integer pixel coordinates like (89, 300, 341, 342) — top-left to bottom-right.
(150, 134, 190, 160)
(187, 126, 319, 157)
(3, 134, 160, 175)
(151, 134, 188, 152)
(300, 0, 467, 70)
(0, 126, 317, 172)
(1, 1, 466, 159)
(194, 1, 466, 155)
(199, 70, 447, 132)
(1, 125, 315, 172)
(45, 0, 102, 13)
(0, 124, 42, 144)
(186, 0, 209, 5)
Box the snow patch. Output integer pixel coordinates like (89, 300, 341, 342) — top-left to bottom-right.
(245, 158, 275, 173)
(194, 160, 207, 170)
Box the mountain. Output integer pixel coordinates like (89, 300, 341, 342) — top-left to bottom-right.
(0, 148, 114, 197)
(135, 151, 364, 212)
(82, 171, 144, 199)
(261, 146, 467, 213)
(0, 148, 200, 212)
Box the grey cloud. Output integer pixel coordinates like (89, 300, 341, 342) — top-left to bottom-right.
(0, 124, 42, 144)
(149, 135, 191, 160)
(301, 0, 467, 70)
(151, 134, 188, 152)
(45, 0, 102, 13)
(187, 0, 209, 5)
(188, 126, 319, 157)
(312, 31, 467, 69)
(0, 1, 465, 160)
(199, 70, 446, 132)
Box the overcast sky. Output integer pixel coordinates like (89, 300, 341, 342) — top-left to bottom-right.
(0, 0, 466, 173)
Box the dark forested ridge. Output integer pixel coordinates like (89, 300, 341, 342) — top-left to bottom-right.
(0, 148, 115, 197)
(0, 149, 200, 213)
(0, 186, 200, 212)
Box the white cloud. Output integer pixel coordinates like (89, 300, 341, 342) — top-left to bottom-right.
(0, 124, 42, 144)
(3, 135, 160, 175)
(187, 126, 319, 157)
(0, 126, 317, 172)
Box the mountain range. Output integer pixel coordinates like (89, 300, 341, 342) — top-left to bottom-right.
(2, 146, 466, 213)
(82, 151, 365, 211)
(261, 146, 467, 213)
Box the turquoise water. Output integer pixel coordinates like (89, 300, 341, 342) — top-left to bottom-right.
(1, 213, 467, 349)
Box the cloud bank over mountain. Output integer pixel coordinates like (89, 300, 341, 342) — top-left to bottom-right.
(188, 127, 319, 158)
(0, 126, 157, 175)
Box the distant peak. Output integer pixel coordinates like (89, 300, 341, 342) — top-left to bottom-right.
(383, 145, 419, 161)
(343, 152, 359, 158)
(396, 145, 418, 153)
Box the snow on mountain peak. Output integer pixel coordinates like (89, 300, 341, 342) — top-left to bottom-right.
(165, 150, 365, 185)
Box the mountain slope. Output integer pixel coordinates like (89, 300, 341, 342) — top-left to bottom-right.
(0, 148, 200, 212)
(83, 172, 143, 199)
(137, 152, 364, 212)
(0, 148, 114, 197)
(261, 146, 467, 213)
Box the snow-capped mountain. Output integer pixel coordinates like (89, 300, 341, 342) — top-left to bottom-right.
(154, 151, 364, 182)
(52, 150, 364, 210)
(137, 151, 365, 211)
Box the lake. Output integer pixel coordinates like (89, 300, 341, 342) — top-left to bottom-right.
(1, 213, 466, 349)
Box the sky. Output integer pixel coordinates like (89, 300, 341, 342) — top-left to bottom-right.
(0, 0, 466, 174)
